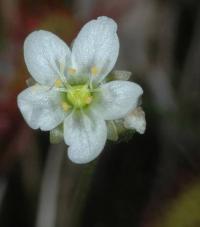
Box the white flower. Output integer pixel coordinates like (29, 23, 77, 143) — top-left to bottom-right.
(17, 16, 144, 164)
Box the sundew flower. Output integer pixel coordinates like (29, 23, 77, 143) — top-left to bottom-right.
(17, 16, 146, 164)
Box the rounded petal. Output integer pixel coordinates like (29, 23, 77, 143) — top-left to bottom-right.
(124, 107, 146, 134)
(24, 30, 71, 85)
(64, 111, 107, 164)
(94, 81, 143, 120)
(17, 85, 67, 131)
(71, 16, 119, 81)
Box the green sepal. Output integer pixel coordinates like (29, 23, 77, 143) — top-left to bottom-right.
(107, 121, 119, 141)
(106, 70, 132, 82)
(26, 77, 36, 87)
(50, 124, 64, 144)
(107, 119, 136, 143)
(118, 129, 136, 143)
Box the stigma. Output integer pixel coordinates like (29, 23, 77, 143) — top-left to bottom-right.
(67, 85, 93, 108)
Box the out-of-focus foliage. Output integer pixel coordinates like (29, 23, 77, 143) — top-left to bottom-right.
(155, 182, 200, 227)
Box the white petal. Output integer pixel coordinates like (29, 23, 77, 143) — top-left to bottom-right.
(17, 85, 67, 131)
(24, 30, 71, 85)
(71, 16, 119, 81)
(94, 81, 143, 120)
(124, 107, 146, 134)
(64, 111, 107, 164)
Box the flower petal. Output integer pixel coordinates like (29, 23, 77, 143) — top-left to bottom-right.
(17, 85, 67, 131)
(64, 111, 107, 164)
(94, 81, 143, 120)
(124, 107, 146, 134)
(24, 30, 71, 85)
(71, 16, 119, 82)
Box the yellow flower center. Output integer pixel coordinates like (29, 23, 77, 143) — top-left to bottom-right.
(67, 85, 92, 108)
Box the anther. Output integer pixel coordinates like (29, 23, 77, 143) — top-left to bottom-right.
(55, 79, 62, 88)
(61, 102, 70, 112)
(85, 96, 92, 104)
(67, 68, 76, 75)
(91, 66, 100, 76)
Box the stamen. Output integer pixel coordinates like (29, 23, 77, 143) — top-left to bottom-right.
(67, 68, 76, 75)
(61, 102, 70, 112)
(91, 66, 100, 76)
(57, 61, 67, 84)
(59, 62, 65, 74)
(85, 96, 92, 104)
(53, 87, 68, 92)
(55, 79, 62, 88)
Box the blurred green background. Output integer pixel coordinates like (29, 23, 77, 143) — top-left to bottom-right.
(0, 0, 200, 227)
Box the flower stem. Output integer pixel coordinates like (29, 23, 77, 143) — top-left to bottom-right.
(70, 160, 97, 227)
(35, 143, 64, 227)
